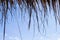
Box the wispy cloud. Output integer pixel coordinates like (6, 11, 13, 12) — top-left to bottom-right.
(0, 33, 20, 40)
(57, 38, 60, 40)
(9, 36, 20, 40)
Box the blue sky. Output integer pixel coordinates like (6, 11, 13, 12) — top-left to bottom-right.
(0, 3, 60, 40)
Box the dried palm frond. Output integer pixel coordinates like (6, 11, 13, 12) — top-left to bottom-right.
(52, 0, 58, 25)
(59, 0, 60, 5)
(52, 0, 56, 13)
(28, 7, 32, 29)
(41, 0, 47, 17)
(47, 0, 50, 7)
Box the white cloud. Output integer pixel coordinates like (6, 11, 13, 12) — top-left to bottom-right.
(14, 37, 20, 40)
(9, 36, 20, 40)
(58, 38, 60, 40)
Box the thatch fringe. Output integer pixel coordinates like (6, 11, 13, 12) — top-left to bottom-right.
(0, 0, 60, 40)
